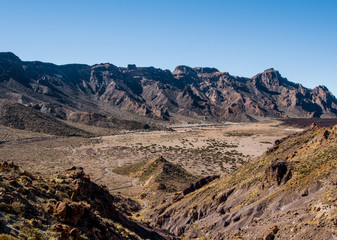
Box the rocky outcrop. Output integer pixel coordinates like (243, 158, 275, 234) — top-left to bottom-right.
(0, 161, 19, 171)
(183, 175, 220, 195)
(264, 159, 292, 185)
(113, 156, 200, 193)
(215, 187, 235, 203)
(0, 162, 171, 240)
(54, 201, 89, 225)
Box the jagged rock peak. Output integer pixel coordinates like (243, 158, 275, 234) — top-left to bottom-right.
(1, 52, 337, 121)
(312, 85, 337, 103)
(92, 63, 118, 70)
(0, 52, 22, 63)
(314, 85, 329, 92)
(252, 68, 285, 86)
(193, 67, 219, 74)
(253, 68, 281, 78)
(172, 65, 197, 75)
(173, 66, 220, 76)
(127, 64, 137, 70)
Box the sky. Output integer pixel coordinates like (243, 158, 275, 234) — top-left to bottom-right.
(1, 0, 337, 95)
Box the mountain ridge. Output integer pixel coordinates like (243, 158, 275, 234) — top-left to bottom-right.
(1, 52, 336, 123)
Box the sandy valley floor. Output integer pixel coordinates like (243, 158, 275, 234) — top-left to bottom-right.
(0, 121, 302, 196)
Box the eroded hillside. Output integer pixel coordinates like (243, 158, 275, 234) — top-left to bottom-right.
(1, 121, 337, 239)
(0, 162, 171, 239)
(138, 124, 337, 239)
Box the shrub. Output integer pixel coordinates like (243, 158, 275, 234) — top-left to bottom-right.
(0, 202, 11, 212)
(0, 234, 19, 240)
(11, 202, 25, 214)
(18, 228, 46, 240)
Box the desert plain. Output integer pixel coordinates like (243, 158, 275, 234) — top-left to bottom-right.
(0, 121, 301, 196)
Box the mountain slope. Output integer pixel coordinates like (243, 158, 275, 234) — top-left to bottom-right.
(0, 162, 171, 239)
(1, 52, 337, 122)
(113, 156, 200, 192)
(143, 125, 337, 239)
(0, 100, 91, 137)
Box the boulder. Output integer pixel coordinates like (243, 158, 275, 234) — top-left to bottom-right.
(265, 159, 291, 185)
(54, 202, 86, 225)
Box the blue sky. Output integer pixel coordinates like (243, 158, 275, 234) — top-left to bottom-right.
(1, 0, 337, 95)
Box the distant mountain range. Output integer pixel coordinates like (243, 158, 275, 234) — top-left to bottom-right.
(1, 52, 337, 122)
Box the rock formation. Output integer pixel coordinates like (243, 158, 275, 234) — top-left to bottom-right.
(1, 52, 337, 123)
(0, 163, 171, 239)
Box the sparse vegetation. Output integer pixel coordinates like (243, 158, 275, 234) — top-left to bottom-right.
(114, 156, 200, 192)
(0, 234, 19, 240)
(0, 162, 163, 239)
(225, 132, 254, 137)
(142, 124, 337, 239)
(18, 227, 46, 240)
(2, 117, 337, 239)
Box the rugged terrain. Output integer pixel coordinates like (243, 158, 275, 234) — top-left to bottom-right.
(1, 121, 337, 239)
(113, 156, 200, 193)
(0, 161, 171, 239)
(1, 52, 337, 123)
(1, 52, 337, 239)
(0, 100, 91, 137)
(136, 124, 337, 239)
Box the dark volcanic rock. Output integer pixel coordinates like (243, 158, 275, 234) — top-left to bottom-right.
(1, 52, 337, 122)
(183, 175, 220, 195)
(265, 159, 292, 185)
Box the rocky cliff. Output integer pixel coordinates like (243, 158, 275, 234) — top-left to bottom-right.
(1, 52, 337, 122)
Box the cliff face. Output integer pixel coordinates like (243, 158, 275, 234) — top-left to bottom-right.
(1, 52, 337, 122)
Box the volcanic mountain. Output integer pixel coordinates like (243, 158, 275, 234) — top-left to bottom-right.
(1, 52, 337, 122)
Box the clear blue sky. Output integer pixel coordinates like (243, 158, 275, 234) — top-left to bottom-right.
(1, 0, 337, 95)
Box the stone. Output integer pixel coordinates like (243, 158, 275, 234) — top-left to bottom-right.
(265, 159, 291, 185)
(69, 228, 80, 240)
(55, 202, 85, 225)
(264, 232, 275, 240)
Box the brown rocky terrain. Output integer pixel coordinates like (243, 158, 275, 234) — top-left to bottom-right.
(67, 111, 154, 131)
(136, 124, 337, 239)
(1, 52, 337, 124)
(0, 162, 172, 239)
(1, 123, 337, 239)
(113, 156, 200, 193)
(1, 51, 337, 239)
(0, 100, 91, 137)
